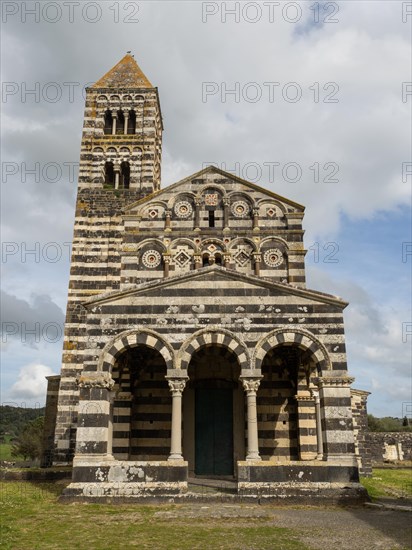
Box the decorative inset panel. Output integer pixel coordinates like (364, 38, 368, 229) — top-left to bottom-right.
(204, 193, 219, 206)
(142, 250, 162, 268)
(266, 207, 278, 218)
(174, 250, 191, 268)
(234, 249, 251, 267)
(264, 248, 283, 268)
(231, 200, 250, 218)
(148, 209, 158, 219)
(174, 201, 193, 219)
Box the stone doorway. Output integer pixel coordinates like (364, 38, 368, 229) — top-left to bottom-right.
(195, 387, 233, 475)
(183, 344, 245, 478)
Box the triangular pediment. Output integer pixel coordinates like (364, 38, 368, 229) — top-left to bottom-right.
(124, 166, 305, 214)
(83, 265, 346, 309)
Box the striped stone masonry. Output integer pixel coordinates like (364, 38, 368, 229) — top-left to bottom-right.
(45, 54, 368, 500)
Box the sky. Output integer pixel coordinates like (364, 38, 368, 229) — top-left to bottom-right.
(1, 1, 411, 418)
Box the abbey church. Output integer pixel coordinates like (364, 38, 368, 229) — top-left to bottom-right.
(43, 54, 370, 500)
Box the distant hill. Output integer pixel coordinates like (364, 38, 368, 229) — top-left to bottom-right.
(0, 405, 45, 438)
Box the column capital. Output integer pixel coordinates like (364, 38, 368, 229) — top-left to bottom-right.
(241, 376, 262, 394)
(166, 377, 188, 396)
(77, 372, 114, 390)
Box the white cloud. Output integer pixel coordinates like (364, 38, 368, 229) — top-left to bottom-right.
(9, 363, 56, 401)
(1, 2, 410, 416)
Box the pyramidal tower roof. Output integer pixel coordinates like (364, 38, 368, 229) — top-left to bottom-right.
(92, 53, 153, 89)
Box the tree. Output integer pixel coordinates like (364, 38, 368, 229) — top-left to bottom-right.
(403, 416, 410, 427)
(367, 414, 381, 432)
(11, 417, 44, 461)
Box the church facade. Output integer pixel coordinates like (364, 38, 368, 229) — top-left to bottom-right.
(44, 54, 368, 500)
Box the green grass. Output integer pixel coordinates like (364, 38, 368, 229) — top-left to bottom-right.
(0, 435, 22, 461)
(0, 482, 308, 550)
(360, 468, 412, 500)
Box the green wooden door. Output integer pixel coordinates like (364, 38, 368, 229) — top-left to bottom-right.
(195, 388, 233, 476)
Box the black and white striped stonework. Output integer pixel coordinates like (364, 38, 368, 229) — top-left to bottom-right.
(47, 59, 366, 500)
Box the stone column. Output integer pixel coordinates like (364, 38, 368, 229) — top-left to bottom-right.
(112, 116, 117, 135)
(223, 197, 230, 229)
(124, 112, 129, 135)
(163, 254, 170, 278)
(74, 372, 114, 461)
(253, 207, 260, 230)
(253, 253, 261, 276)
(166, 377, 188, 461)
(114, 170, 120, 189)
(311, 389, 324, 460)
(241, 376, 262, 461)
(165, 209, 171, 231)
(194, 254, 202, 270)
(224, 253, 231, 269)
(194, 198, 201, 230)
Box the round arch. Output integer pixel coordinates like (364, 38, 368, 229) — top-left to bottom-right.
(200, 237, 227, 252)
(259, 236, 290, 251)
(228, 236, 258, 253)
(256, 198, 288, 215)
(135, 238, 167, 253)
(167, 192, 196, 210)
(227, 190, 254, 207)
(167, 237, 199, 254)
(178, 328, 250, 370)
(97, 328, 175, 373)
(253, 328, 331, 373)
(139, 201, 168, 219)
(195, 183, 227, 199)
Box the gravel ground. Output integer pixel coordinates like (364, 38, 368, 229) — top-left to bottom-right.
(154, 503, 412, 550)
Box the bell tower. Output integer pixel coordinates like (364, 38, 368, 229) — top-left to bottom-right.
(50, 54, 163, 464)
(81, 53, 163, 194)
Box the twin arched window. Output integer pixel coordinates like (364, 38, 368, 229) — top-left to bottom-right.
(103, 109, 137, 135)
(104, 161, 130, 189)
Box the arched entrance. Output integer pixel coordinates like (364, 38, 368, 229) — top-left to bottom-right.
(183, 345, 245, 477)
(111, 346, 171, 460)
(257, 344, 320, 462)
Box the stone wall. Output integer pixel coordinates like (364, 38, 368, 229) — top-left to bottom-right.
(351, 389, 372, 476)
(368, 432, 412, 464)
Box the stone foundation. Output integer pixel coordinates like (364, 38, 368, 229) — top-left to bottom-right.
(60, 459, 367, 503)
(237, 461, 359, 484)
(61, 460, 188, 501)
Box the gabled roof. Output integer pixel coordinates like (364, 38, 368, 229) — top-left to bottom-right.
(124, 165, 305, 213)
(83, 265, 347, 309)
(92, 53, 153, 89)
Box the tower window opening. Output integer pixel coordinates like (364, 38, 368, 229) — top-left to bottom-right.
(128, 109, 136, 134)
(202, 254, 210, 267)
(104, 162, 115, 187)
(117, 110, 125, 134)
(104, 110, 112, 135)
(215, 254, 222, 266)
(120, 161, 130, 189)
(208, 210, 215, 228)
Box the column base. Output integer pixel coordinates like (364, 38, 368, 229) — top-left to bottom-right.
(168, 454, 184, 461)
(246, 453, 261, 461)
